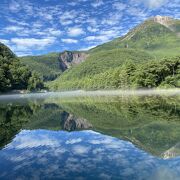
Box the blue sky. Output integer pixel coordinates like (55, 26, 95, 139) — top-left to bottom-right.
(0, 0, 179, 56)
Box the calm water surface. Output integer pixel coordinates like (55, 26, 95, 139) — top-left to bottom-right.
(0, 91, 180, 180)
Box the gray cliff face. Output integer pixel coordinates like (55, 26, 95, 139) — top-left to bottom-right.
(59, 51, 88, 71)
(161, 142, 180, 159)
(61, 112, 93, 131)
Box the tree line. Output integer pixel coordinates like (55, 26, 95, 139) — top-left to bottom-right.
(0, 43, 44, 92)
(50, 56, 180, 90)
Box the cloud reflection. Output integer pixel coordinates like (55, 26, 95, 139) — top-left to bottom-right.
(0, 130, 180, 180)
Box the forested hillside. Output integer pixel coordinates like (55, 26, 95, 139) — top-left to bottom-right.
(20, 53, 61, 81)
(49, 56, 180, 90)
(0, 43, 44, 92)
(20, 51, 88, 81)
(11, 16, 180, 91)
(47, 16, 180, 90)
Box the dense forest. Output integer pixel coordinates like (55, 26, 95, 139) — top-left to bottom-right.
(49, 55, 180, 90)
(0, 43, 44, 92)
(47, 18, 180, 91)
(20, 53, 61, 81)
(57, 95, 180, 156)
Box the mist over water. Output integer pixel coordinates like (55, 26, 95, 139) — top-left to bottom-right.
(0, 89, 180, 179)
(0, 89, 180, 102)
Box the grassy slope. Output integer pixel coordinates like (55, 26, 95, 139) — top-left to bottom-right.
(89, 19, 180, 58)
(20, 52, 61, 81)
(48, 48, 153, 90)
(48, 18, 180, 90)
(60, 49, 153, 80)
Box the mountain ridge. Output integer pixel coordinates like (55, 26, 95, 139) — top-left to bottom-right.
(49, 16, 180, 90)
(1, 16, 180, 91)
(89, 16, 180, 56)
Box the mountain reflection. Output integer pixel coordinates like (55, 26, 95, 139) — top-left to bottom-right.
(0, 95, 180, 158)
(0, 130, 180, 180)
(61, 112, 93, 131)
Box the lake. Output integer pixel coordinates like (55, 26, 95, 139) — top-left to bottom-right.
(0, 90, 180, 180)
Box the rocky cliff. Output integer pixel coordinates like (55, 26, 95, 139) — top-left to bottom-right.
(61, 112, 92, 131)
(59, 51, 88, 71)
(161, 142, 180, 159)
(153, 15, 172, 26)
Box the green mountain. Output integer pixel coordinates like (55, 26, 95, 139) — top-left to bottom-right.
(20, 51, 88, 81)
(0, 43, 43, 92)
(90, 16, 180, 58)
(20, 53, 61, 81)
(56, 95, 180, 156)
(48, 16, 180, 90)
(0, 42, 15, 59)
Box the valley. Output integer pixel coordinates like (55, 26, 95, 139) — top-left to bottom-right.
(0, 16, 180, 93)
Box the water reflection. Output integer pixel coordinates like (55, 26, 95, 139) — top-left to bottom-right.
(0, 93, 180, 179)
(0, 130, 180, 180)
(0, 95, 180, 157)
(61, 112, 93, 131)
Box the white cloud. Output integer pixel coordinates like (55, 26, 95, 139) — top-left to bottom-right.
(4, 25, 25, 32)
(85, 35, 106, 41)
(9, 0, 21, 12)
(60, 20, 73, 26)
(59, 11, 77, 26)
(66, 138, 82, 144)
(133, 0, 168, 8)
(112, 2, 127, 10)
(86, 18, 97, 26)
(11, 37, 55, 48)
(0, 39, 10, 44)
(91, 0, 104, 8)
(102, 12, 123, 25)
(62, 38, 78, 44)
(46, 28, 62, 36)
(9, 37, 56, 55)
(87, 26, 99, 33)
(72, 145, 90, 154)
(79, 45, 97, 51)
(68, 2, 77, 6)
(7, 132, 60, 150)
(84, 29, 120, 43)
(15, 52, 32, 57)
(84, 35, 110, 43)
(68, 27, 85, 37)
(147, 0, 167, 8)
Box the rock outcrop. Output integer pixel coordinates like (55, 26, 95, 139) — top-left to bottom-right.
(161, 142, 180, 159)
(61, 112, 92, 131)
(153, 15, 172, 25)
(59, 51, 88, 71)
(153, 15, 176, 32)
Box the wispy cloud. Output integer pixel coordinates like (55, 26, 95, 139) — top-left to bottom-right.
(61, 38, 78, 44)
(4, 25, 25, 32)
(0, 39, 10, 44)
(91, 0, 104, 8)
(132, 0, 168, 9)
(68, 27, 85, 37)
(145, 0, 167, 8)
(9, 0, 21, 12)
(112, 2, 127, 10)
(0, 0, 179, 55)
(11, 37, 56, 48)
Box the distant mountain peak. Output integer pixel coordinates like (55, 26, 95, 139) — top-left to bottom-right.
(152, 15, 173, 26)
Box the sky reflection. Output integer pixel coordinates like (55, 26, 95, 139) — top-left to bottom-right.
(0, 130, 180, 180)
